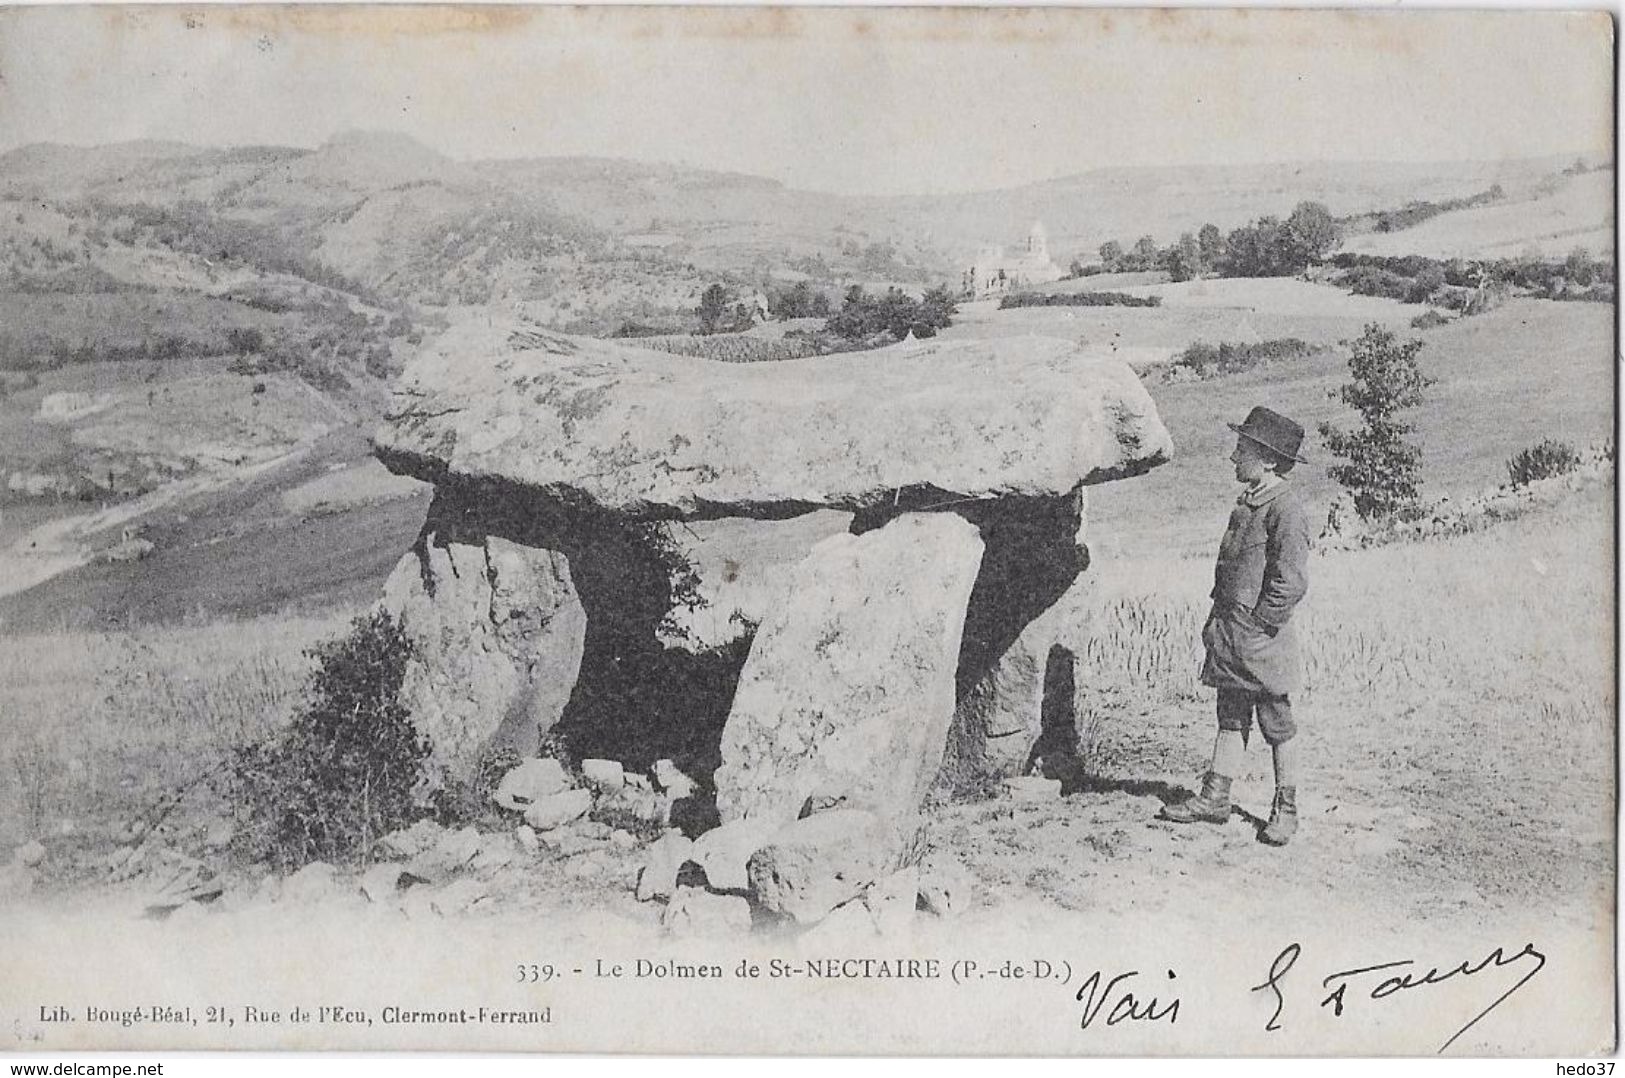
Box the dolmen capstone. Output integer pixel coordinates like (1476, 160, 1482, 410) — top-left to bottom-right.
(372, 322, 1172, 918)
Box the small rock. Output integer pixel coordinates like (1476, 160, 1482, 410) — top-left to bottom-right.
(917, 852, 973, 918)
(690, 818, 777, 892)
(408, 825, 482, 880)
(608, 829, 637, 850)
(624, 773, 653, 792)
(280, 861, 337, 904)
(652, 759, 697, 800)
(551, 829, 606, 857)
(524, 788, 593, 832)
(493, 758, 572, 812)
(748, 810, 890, 924)
(662, 887, 752, 938)
(359, 864, 407, 903)
(580, 759, 625, 789)
(573, 819, 612, 840)
(17, 840, 47, 867)
(864, 865, 919, 938)
(595, 785, 666, 828)
(635, 831, 694, 902)
(430, 878, 491, 915)
(380, 819, 445, 859)
(514, 825, 539, 854)
(471, 832, 518, 873)
(798, 898, 879, 947)
(565, 852, 611, 880)
(435, 826, 483, 866)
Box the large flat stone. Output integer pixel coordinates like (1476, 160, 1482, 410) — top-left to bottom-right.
(714, 512, 983, 838)
(373, 324, 1172, 518)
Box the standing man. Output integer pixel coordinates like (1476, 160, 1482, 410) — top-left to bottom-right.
(1159, 406, 1312, 846)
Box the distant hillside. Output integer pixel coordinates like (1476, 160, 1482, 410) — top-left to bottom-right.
(1344, 169, 1614, 260)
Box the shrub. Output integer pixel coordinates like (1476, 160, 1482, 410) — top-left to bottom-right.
(998, 290, 1161, 309)
(1319, 325, 1436, 521)
(1170, 338, 1316, 379)
(1410, 310, 1450, 330)
(1507, 439, 1582, 488)
(225, 610, 429, 870)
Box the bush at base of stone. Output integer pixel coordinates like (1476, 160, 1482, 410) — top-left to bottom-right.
(1507, 439, 1582, 489)
(224, 610, 430, 871)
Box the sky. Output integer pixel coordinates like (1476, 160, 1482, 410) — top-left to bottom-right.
(0, 5, 1613, 196)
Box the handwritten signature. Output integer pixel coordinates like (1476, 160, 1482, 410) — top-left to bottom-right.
(1252, 940, 1547, 1053)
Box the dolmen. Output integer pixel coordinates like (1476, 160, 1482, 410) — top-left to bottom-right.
(372, 322, 1172, 918)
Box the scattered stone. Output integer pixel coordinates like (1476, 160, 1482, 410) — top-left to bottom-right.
(652, 760, 697, 800)
(405, 825, 482, 880)
(429, 878, 491, 915)
(573, 819, 612, 840)
(690, 818, 777, 892)
(565, 852, 611, 880)
(514, 825, 540, 854)
(17, 840, 46, 867)
(608, 829, 637, 850)
(917, 852, 973, 918)
(380, 819, 446, 860)
(748, 811, 890, 924)
(624, 773, 653, 793)
(359, 864, 407, 904)
(493, 758, 572, 812)
(662, 887, 752, 938)
(636, 831, 694, 902)
(523, 789, 593, 832)
(281, 861, 338, 904)
(798, 897, 879, 947)
(594, 785, 666, 829)
(550, 829, 607, 857)
(581, 759, 625, 789)
(471, 832, 518, 873)
(864, 866, 920, 938)
(1000, 776, 1062, 802)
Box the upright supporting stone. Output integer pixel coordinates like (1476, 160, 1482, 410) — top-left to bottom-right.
(381, 497, 587, 788)
(715, 513, 984, 853)
(936, 489, 1090, 796)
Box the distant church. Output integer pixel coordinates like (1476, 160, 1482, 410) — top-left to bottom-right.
(962, 221, 1065, 298)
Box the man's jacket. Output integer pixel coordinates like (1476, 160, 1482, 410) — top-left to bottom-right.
(1200, 479, 1312, 696)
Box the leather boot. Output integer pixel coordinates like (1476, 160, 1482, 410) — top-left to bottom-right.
(1157, 771, 1232, 824)
(1260, 786, 1298, 846)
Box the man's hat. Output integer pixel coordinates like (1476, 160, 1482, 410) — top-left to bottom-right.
(1228, 406, 1309, 464)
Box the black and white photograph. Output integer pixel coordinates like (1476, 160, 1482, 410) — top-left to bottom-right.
(0, 4, 1614, 1059)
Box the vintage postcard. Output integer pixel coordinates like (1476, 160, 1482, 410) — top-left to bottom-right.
(0, 4, 1614, 1058)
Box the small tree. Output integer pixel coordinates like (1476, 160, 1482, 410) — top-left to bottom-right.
(696, 283, 733, 335)
(1197, 223, 1223, 272)
(1318, 324, 1436, 521)
(1167, 233, 1202, 283)
(1098, 241, 1124, 272)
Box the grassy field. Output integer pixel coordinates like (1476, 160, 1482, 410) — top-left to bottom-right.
(1086, 298, 1615, 557)
(1344, 171, 1614, 260)
(0, 611, 347, 846)
(942, 279, 1418, 368)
